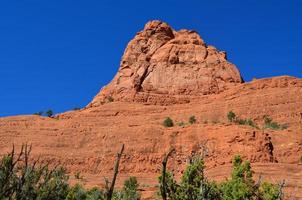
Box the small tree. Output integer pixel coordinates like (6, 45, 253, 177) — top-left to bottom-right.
(163, 117, 174, 127)
(0, 144, 70, 200)
(189, 115, 196, 124)
(227, 111, 236, 122)
(46, 109, 54, 117)
(122, 177, 141, 200)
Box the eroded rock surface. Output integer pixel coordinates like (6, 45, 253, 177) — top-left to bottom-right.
(89, 20, 243, 106)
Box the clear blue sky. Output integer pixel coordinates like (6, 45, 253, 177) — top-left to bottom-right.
(0, 1, 301, 117)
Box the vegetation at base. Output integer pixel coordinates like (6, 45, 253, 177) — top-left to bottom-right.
(263, 116, 287, 130)
(0, 144, 285, 200)
(122, 177, 141, 200)
(189, 115, 196, 124)
(159, 154, 283, 200)
(0, 144, 140, 200)
(163, 117, 174, 127)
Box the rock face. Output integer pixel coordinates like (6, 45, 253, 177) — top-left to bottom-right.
(1, 21, 302, 198)
(89, 20, 243, 107)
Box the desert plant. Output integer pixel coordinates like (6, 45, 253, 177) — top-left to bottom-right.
(220, 155, 254, 199)
(259, 182, 280, 200)
(189, 115, 196, 124)
(73, 107, 81, 111)
(163, 117, 174, 127)
(159, 152, 283, 200)
(159, 155, 222, 200)
(122, 177, 141, 200)
(33, 111, 43, 116)
(0, 144, 70, 200)
(237, 118, 257, 128)
(46, 109, 54, 117)
(227, 111, 236, 122)
(263, 116, 287, 130)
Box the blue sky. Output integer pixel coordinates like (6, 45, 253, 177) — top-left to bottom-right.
(0, 1, 301, 116)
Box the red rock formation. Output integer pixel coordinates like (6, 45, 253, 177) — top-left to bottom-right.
(0, 21, 302, 198)
(89, 20, 243, 107)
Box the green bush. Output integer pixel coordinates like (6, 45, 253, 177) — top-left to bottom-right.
(189, 115, 197, 124)
(237, 118, 257, 128)
(0, 145, 70, 200)
(159, 157, 222, 200)
(46, 109, 54, 117)
(227, 111, 258, 128)
(0, 145, 141, 200)
(163, 117, 174, 127)
(159, 155, 282, 200)
(122, 177, 141, 200)
(259, 182, 280, 200)
(227, 111, 236, 122)
(33, 111, 43, 116)
(263, 116, 287, 130)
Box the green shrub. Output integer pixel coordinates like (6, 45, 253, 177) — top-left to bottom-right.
(33, 111, 43, 116)
(189, 115, 197, 124)
(122, 177, 141, 200)
(259, 182, 280, 200)
(227, 111, 236, 122)
(159, 155, 282, 200)
(163, 117, 174, 127)
(46, 109, 54, 117)
(0, 145, 70, 200)
(237, 118, 257, 128)
(159, 157, 222, 200)
(263, 116, 287, 130)
(0, 145, 141, 200)
(66, 184, 88, 200)
(221, 155, 254, 199)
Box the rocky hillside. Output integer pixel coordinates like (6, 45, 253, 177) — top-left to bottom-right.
(1, 21, 302, 199)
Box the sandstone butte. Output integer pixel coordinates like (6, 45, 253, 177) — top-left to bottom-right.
(1, 20, 302, 199)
